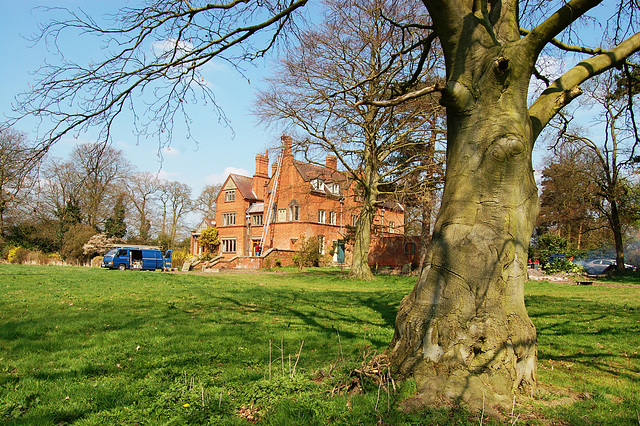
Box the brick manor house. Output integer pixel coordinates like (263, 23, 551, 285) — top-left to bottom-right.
(190, 136, 418, 268)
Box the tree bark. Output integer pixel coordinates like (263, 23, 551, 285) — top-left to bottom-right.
(389, 15, 540, 408)
(350, 168, 379, 280)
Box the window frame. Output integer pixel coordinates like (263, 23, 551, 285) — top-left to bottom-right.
(318, 209, 326, 224)
(222, 212, 237, 226)
(221, 239, 237, 253)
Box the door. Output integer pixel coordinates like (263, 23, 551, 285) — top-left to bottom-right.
(337, 240, 345, 263)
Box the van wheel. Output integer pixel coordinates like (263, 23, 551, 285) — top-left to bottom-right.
(118, 264, 126, 271)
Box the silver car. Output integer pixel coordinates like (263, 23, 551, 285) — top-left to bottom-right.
(583, 259, 635, 274)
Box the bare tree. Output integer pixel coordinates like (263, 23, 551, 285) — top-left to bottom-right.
(8, 0, 308, 156)
(0, 129, 39, 236)
(70, 142, 132, 229)
(255, 0, 442, 279)
(549, 69, 640, 271)
(195, 183, 222, 220)
(157, 180, 193, 247)
(124, 172, 162, 242)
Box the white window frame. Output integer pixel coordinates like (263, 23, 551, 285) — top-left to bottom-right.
(389, 221, 395, 233)
(318, 235, 325, 254)
(225, 190, 235, 202)
(329, 211, 337, 225)
(311, 178, 324, 191)
(318, 209, 326, 224)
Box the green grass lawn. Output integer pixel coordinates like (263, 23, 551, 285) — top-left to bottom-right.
(1, 265, 639, 425)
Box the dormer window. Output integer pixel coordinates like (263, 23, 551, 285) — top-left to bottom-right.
(311, 178, 324, 191)
(328, 182, 340, 194)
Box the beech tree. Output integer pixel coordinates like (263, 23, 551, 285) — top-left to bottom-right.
(10, 0, 640, 413)
(387, 1, 640, 411)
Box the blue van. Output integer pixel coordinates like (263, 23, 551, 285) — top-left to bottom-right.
(101, 247, 172, 271)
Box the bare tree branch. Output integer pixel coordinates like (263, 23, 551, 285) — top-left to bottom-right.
(7, 0, 308, 154)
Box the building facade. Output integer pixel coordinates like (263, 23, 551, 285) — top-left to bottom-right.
(190, 136, 416, 267)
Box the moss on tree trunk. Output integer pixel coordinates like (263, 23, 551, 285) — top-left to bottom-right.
(390, 42, 540, 410)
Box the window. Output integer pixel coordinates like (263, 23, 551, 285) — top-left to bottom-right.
(225, 190, 235, 202)
(389, 221, 395, 233)
(405, 242, 416, 254)
(351, 214, 358, 226)
(318, 210, 326, 224)
(318, 235, 325, 254)
(221, 239, 237, 253)
(329, 183, 340, 194)
(311, 178, 324, 191)
(252, 215, 263, 226)
(329, 211, 337, 225)
(278, 208, 287, 222)
(222, 212, 236, 226)
(290, 205, 299, 221)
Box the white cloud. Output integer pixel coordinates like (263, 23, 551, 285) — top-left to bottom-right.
(205, 167, 250, 185)
(155, 169, 179, 181)
(161, 146, 180, 156)
(151, 38, 194, 58)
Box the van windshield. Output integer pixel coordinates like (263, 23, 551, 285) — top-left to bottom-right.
(105, 249, 117, 257)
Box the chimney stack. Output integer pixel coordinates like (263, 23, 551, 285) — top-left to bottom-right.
(326, 155, 337, 170)
(282, 135, 292, 157)
(254, 152, 269, 178)
(253, 151, 270, 200)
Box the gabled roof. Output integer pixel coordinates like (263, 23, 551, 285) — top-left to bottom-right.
(228, 174, 261, 201)
(292, 160, 346, 184)
(193, 217, 215, 234)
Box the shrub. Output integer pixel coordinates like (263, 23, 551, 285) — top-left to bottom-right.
(293, 237, 321, 270)
(8, 246, 29, 264)
(171, 249, 190, 270)
(198, 227, 220, 254)
(26, 250, 50, 265)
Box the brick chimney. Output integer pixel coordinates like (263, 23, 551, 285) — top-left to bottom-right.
(254, 152, 269, 178)
(253, 151, 269, 199)
(282, 135, 293, 157)
(326, 155, 337, 170)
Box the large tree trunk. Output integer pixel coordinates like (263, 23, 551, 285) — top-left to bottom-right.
(389, 37, 540, 409)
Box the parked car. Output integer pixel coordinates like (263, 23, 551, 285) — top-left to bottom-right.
(582, 258, 635, 274)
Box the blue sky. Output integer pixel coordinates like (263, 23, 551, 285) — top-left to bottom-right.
(0, 1, 286, 198)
